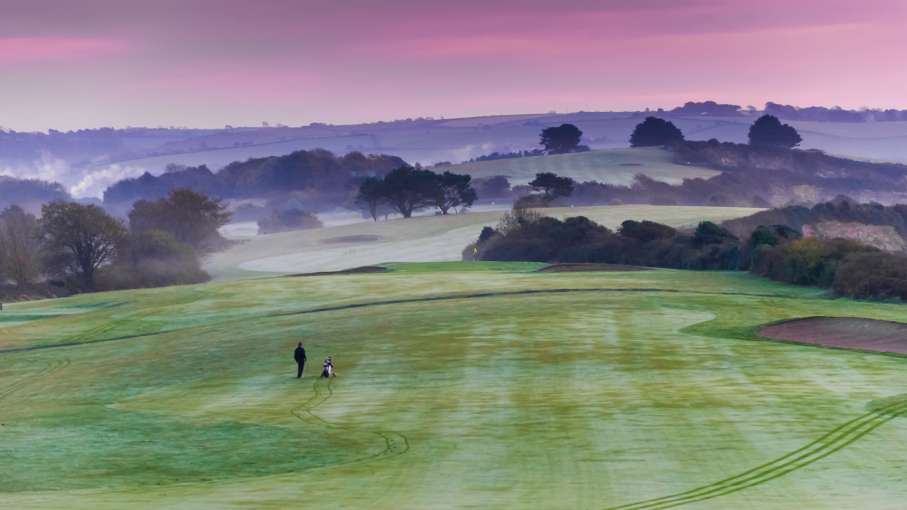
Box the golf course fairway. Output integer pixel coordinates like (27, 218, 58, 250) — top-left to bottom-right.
(2, 264, 907, 509)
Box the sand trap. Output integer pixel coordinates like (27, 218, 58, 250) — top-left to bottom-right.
(760, 317, 907, 355)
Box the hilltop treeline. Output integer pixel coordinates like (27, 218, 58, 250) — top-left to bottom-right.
(534, 140, 907, 208)
(0, 176, 70, 209)
(466, 206, 907, 301)
(467, 209, 741, 270)
(103, 149, 407, 208)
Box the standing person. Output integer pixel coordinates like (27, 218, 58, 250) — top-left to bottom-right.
(294, 342, 307, 378)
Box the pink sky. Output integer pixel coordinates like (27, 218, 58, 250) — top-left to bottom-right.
(1, 0, 906, 131)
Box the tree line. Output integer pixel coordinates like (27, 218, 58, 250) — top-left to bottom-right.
(626, 114, 801, 149)
(0, 188, 230, 299)
(356, 166, 477, 220)
(465, 206, 907, 302)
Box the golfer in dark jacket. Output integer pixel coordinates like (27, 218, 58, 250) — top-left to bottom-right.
(294, 342, 307, 378)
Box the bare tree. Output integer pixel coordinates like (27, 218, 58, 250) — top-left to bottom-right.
(0, 206, 42, 286)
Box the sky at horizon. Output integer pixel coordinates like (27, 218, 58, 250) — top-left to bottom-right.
(2, 0, 906, 131)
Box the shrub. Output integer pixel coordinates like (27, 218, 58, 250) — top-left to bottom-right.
(833, 252, 907, 300)
(99, 230, 209, 290)
(258, 209, 323, 234)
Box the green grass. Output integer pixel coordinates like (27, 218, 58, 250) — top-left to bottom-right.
(1, 268, 907, 508)
(382, 261, 547, 273)
(207, 204, 761, 278)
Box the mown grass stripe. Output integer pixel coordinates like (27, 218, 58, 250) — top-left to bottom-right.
(606, 399, 907, 510)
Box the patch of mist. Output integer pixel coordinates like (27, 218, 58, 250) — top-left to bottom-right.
(0, 151, 70, 185)
(69, 163, 146, 198)
(0, 151, 148, 199)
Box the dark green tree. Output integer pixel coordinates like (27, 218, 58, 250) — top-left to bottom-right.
(129, 188, 230, 251)
(540, 124, 583, 154)
(40, 201, 127, 290)
(529, 172, 575, 202)
(629, 117, 685, 147)
(619, 220, 677, 243)
(0, 205, 42, 286)
(356, 177, 387, 221)
(693, 221, 738, 247)
(381, 166, 439, 218)
(433, 172, 477, 214)
(748, 115, 802, 148)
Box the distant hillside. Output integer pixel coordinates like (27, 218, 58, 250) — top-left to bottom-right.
(433, 147, 719, 186)
(7, 101, 907, 198)
(103, 149, 406, 209)
(0, 176, 70, 211)
(673, 142, 907, 202)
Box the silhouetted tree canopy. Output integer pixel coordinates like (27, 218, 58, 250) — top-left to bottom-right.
(629, 117, 684, 147)
(433, 171, 477, 214)
(540, 124, 583, 154)
(472, 175, 512, 199)
(381, 166, 441, 218)
(529, 172, 575, 201)
(748, 115, 802, 148)
(618, 220, 676, 243)
(356, 177, 387, 221)
(356, 166, 477, 218)
(693, 221, 738, 247)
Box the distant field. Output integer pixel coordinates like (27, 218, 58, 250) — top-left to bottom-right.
(206, 204, 761, 278)
(2, 266, 907, 508)
(434, 147, 720, 186)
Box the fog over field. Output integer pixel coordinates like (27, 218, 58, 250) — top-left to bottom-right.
(207, 205, 761, 278)
(5, 111, 907, 199)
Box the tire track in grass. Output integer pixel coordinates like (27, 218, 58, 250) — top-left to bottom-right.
(0, 357, 70, 401)
(1, 287, 902, 502)
(604, 396, 907, 510)
(291, 379, 409, 469)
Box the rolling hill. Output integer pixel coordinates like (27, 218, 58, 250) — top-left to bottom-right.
(433, 147, 719, 186)
(206, 204, 762, 278)
(2, 264, 907, 508)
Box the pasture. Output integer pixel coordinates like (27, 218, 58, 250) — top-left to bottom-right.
(433, 147, 720, 186)
(2, 265, 907, 509)
(207, 204, 761, 278)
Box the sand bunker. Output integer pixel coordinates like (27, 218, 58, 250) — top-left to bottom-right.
(760, 317, 907, 355)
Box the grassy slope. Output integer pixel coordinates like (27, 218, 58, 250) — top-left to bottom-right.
(206, 204, 761, 278)
(433, 147, 720, 186)
(2, 266, 907, 509)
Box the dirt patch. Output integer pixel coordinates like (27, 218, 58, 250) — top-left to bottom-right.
(321, 235, 383, 244)
(803, 221, 907, 252)
(759, 317, 907, 355)
(538, 263, 648, 273)
(288, 266, 388, 277)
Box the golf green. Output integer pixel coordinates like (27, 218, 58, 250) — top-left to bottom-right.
(1, 265, 906, 509)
